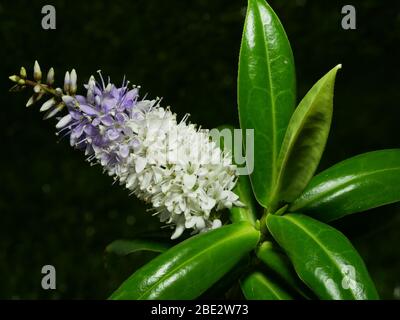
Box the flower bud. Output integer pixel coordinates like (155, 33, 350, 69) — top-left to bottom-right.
(70, 69, 77, 94)
(9, 75, 19, 82)
(64, 71, 70, 93)
(33, 84, 41, 93)
(47, 68, 55, 86)
(43, 102, 64, 120)
(40, 98, 56, 112)
(26, 93, 43, 107)
(33, 60, 42, 81)
(20, 67, 27, 79)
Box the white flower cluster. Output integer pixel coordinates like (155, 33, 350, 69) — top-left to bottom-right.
(112, 101, 242, 239)
(10, 61, 244, 239)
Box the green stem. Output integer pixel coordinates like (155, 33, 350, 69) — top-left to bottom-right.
(24, 79, 61, 97)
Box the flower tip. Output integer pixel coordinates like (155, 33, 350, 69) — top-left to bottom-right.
(40, 98, 56, 112)
(26, 95, 36, 107)
(56, 114, 72, 129)
(33, 60, 42, 81)
(9, 75, 19, 82)
(70, 69, 77, 94)
(62, 95, 74, 105)
(64, 71, 71, 92)
(20, 67, 27, 79)
(170, 224, 185, 240)
(47, 68, 55, 85)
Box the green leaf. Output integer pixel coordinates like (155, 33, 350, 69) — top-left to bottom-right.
(201, 256, 251, 299)
(256, 241, 312, 299)
(289, 149, 400, 221)
(109, 222, 260, 300)
(266, 213, 379, 300)
(269, 65, 341, 212)
(105, 239, 171, 256)
(230, 175, 258, 224)
(240, 271, 294, 300)
(238, 0, 296, 208)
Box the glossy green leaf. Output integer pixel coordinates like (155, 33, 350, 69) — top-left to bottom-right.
(230, 175, 258, 224)
(256, 241, 312, 299)
(240, 271, 294, 300)
(238, 0, 296, 208)
(266, 213, 379, 300)
(109, 222, 260, 300)
(290, 149, 400, 221)
(215, 126, 257, 224)
(105, 239, 171, 256)
(269, 65, 341, 212)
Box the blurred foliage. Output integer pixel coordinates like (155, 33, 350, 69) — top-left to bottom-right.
(0, 0, 399, 299)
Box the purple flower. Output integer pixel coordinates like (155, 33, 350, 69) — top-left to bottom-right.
(58, 73, 139, 166)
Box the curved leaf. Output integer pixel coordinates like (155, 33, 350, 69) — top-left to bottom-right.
(266, 213, 379, 300)
(269, 65, 341, 212)
(105, 239, 171, 256)
(109, 222, 260, 300)
(289, 149, 400, 221)
(238, 0, 296, 208)
(256, 241, 312, 299)
(240, 271, 293, 300)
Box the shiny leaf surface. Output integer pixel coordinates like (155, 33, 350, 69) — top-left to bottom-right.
(110, 222, 260, 300)
(290, 149, 400, 221)
(266, 213, 379, 300)
(238, 0, 296, 207)
(240, 271, 294, 300)
(269, 65, 341, 211)
(256, 241, 312, 298)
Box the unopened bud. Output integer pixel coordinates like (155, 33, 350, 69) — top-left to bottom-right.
(70, 69, 77, 94)
(9, 75, 20, 82)
(64, 71, 70, 93)
(20, 67, 27, 79)
(33, 84, 41, 93)
(34, 60, 42, 81)
(47, 68, 55, 86)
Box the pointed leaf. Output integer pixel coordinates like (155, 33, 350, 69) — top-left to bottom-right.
(240, 271, 294, 300)
(269, 65, 341, 211)
(266, 213, 379, 300)
(109, 222, 260, 300)
(238, 0, 296, 208)
(290, 149, 400, 221)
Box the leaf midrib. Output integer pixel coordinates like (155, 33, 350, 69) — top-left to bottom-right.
(294, 166, 400, 210)
(253, 2, 278, 188)
(283, 215, 356, 299)
(256, 274, 288, 299)
(274, 75, 331, 201)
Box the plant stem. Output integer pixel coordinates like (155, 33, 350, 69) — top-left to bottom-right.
(24, 79, 61, 97)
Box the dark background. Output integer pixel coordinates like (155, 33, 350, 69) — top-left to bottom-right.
(0, 0, 399, 299)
